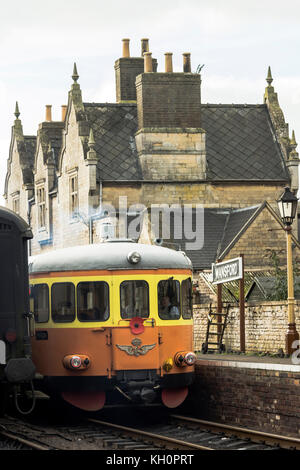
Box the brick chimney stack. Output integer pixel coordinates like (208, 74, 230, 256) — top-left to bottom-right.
(136, 52, 201, 129)
(135, 51, 206, 181)
(114, 38, 157, 103)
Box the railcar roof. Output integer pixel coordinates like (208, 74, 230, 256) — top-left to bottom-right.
(28, 240, 192, 273)
(0, 205, 32, 238)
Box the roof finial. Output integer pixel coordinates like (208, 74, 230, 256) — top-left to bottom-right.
(14, 101, 20, 119)
(289, 130, 299, 160)
(266, 66, 273, 86)
(72, 62, 79, 83)
(87, 127, 97, 161)
(88, 127, 95, 149)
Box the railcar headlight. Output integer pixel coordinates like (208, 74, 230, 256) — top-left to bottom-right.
(63, 354, 90, 371)
(127, 251, 141, 264)
(184, 352, 196, 366)
(70, 356, 82, 369)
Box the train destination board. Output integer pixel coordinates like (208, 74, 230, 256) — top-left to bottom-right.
(212, 257, 243, 284)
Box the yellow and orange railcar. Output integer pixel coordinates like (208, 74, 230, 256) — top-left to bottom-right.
(29, 240, 196, 411)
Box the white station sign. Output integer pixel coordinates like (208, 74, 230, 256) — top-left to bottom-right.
(212, 257, 243, 284)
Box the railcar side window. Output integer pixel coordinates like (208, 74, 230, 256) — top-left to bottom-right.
(51, 283, 75, 323)
(30, 284, 49, 323)
(120, 281, 149, 319)
(158, 279, 181, 320)
(77, 282, 109, 322)
(181, 278, 193, 319)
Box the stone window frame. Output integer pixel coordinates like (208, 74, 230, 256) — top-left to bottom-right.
(36, 184, 46, 229)
(11, 191, 20, 215)
(68, 168, 79, 220)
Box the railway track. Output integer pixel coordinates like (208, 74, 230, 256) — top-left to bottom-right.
(1, 410, 299, 451)
(0, 424, 51, 450)
(170, 415, 300, 450)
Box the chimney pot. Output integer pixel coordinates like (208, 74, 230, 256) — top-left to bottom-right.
(61, 105, 67, 121)
(122, 38, 130, 58)
(183, 53, 191, 73)
(45, 105, 52, 122)
(141, 38, 149, 56)
(144, 52, 153, 73)
(164, 53, 173, 73)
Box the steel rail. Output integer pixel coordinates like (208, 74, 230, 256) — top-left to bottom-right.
(88, 418, 213, 450)
(0, 430, 50, 451)
(171, 415, 300, 450)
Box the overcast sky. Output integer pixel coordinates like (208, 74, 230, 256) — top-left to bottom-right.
(1, 0, 300, 204)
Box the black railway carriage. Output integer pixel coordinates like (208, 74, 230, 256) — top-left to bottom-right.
(0, 207, 35, 413)
(29, 240, 196, 411)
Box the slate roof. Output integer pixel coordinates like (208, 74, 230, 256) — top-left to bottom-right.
(160, 205, 261, 270)
(246, 276, 300, 301)
(82, 102, 289, 182)
(37, 122, 64, 167)
(22, 136, 36, 184)
(96, 205, 260, 270)
(201, 104, 289, 181)
(83, 103, 142, 181)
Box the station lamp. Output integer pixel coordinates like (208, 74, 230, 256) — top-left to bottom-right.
(277, 186, 299, 354)
(277, 186, 298, 226)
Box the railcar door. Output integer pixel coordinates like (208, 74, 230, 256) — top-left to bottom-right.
(111, 279, 160, 371)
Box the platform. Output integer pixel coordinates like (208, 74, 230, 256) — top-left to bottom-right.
(196, 353, 300, 371)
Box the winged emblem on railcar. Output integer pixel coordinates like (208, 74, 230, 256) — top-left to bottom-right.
(116, 338, 156, 357)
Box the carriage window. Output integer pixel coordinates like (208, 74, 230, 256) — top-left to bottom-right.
(30, 284, 49, 323)
(51, 283, 75, 323)
(77, 282, 109, 322)
(120, 281, 149, 319)
(158, 279, 180, 320)
(182, 278, 193, 319)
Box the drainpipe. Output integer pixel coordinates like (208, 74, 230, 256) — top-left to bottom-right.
(89, 217, 93, 244)
(27, 195, 34, 256)
(88, 181, 103, 245)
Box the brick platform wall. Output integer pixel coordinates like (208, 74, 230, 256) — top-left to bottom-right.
(180, 360, 300, 438)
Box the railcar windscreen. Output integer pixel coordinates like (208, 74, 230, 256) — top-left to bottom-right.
(120, 280, 149, 319)
(51, 283, 75, 323)
(158, 279, 180, 320)
(77, 281, 109, 322)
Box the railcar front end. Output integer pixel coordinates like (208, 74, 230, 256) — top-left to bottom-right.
(29, 241, 195, 411)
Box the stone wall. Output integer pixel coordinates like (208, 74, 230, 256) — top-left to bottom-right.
(193, 301, 300, 353)
(140, 183, 286, 208)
